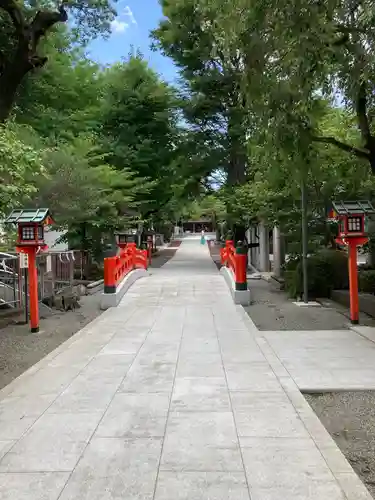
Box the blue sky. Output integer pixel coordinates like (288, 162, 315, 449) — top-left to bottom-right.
(87, 0, 179, 84)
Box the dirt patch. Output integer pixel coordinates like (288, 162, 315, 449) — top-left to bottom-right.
(168, 240, 182, 247)
(0, 293, 102, 390)
(305, 391, 375, 498)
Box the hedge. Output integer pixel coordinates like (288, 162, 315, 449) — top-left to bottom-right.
(358, 270, 375, 295)
(285, 249, 349, 300)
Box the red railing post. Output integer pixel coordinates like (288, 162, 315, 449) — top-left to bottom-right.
(127, 242, 137, 269)
(235, 242, 247, 291)
(103, 241, 149, 295)
(220, 247, 225, 265)
(104, 256, 117, 293)
(226, 240, 234, 267)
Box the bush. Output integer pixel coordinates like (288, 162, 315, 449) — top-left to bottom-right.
(283, 255, 301, 273)
(285, 249, 349, 300)
(358, 270, 375, 294)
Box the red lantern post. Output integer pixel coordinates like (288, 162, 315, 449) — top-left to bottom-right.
(329, 201, 375, 325)
(5, 209, 53, 333)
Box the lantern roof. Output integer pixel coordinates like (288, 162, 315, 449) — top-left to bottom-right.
(331, 200, 375, 216)
(5, 208, 54, 225)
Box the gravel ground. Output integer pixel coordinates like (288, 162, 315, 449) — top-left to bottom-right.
(306, 391, 375, 498)
(243, 278, 375, 331)
(0, 247, 177, 391)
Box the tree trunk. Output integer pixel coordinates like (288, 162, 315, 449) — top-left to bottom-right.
(0, 3, 67, 122)
(0, 47, 32, 122)
(0, 75, 19, 122)
(366, 139, 375, 176)
(233, 224, 246, 243)
(366, 216, 375, 268)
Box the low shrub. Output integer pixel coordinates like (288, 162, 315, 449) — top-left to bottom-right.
(285, 249, 349, 300)
(358, 270, 375, 295)
(283, 255, 301, 272)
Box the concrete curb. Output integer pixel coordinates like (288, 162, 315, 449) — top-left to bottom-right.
(220, 266, 251, 306)
(238, 305, 373, 500)
(86, 279, 104, 295)
(350, 325, 375, 345)
(100, 269, 149, 310)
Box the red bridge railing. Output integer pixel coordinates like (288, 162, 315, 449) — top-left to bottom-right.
(220, 240, 248, 291)
(104, 243, 148, 294)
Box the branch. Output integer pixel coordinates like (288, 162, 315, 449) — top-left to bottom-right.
(0, 0, 25, 33)
(30, 5, 68, 52)
(332, 34, 349, 47)
(312, 135, 370, 159)
(335, 23, 366, 35)
(143, 197, 171, 219)
(356, 81, 371, 143)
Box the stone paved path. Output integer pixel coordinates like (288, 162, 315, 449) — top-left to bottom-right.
(263, 328, 375, 391)
(0, 237, 369, 499)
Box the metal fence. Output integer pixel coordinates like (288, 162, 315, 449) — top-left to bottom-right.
(0, 253, 20, 308)
(0, 250, 89, 309)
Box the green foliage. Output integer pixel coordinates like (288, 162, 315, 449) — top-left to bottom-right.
(285, 250, 349, 299)
(0, 123, 45, 217)
(98, 56, 183, 221)
(199, 0, 375, 176)
(181, 195, 226, 222)
(358, 270, 375, 295)
(31, 134, 154, 259)
(152, 0, 249, 195)
(15, 41, 103, 141)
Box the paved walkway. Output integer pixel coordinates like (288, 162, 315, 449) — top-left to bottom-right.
(0, 237, 369, 499)
(263, 328, 375, 391)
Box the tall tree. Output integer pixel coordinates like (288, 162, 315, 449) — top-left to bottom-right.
(152, 0, 249, 197)
(0, 0, 115, 122)
(97, 56, 183, 223)
(204, 0, 375, 175)
(14, 31, 103, 141)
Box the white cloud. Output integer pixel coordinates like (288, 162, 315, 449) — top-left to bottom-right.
(111, 18, 129, 33)
(110, 5, 136, 35)
(123, 5, 137, 24)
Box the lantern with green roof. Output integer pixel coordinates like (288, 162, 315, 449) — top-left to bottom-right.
(5, 208, 54, 249)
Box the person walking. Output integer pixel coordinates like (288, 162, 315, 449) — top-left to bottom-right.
(200, 229, 206, 245)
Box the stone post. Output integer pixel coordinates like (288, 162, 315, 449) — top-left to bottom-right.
(273, 226, 282, 277)
(259, 222, 270, 272)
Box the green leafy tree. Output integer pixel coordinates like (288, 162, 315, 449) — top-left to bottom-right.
(203, 0, 375, 175)
(98, 55, 183, 224)
(0, 122, 45, 217)
(32, 135, 151, 258)
(152, 0, 249, 188)
(14, 32, 103, 141)
(0, 0, 115, 122)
